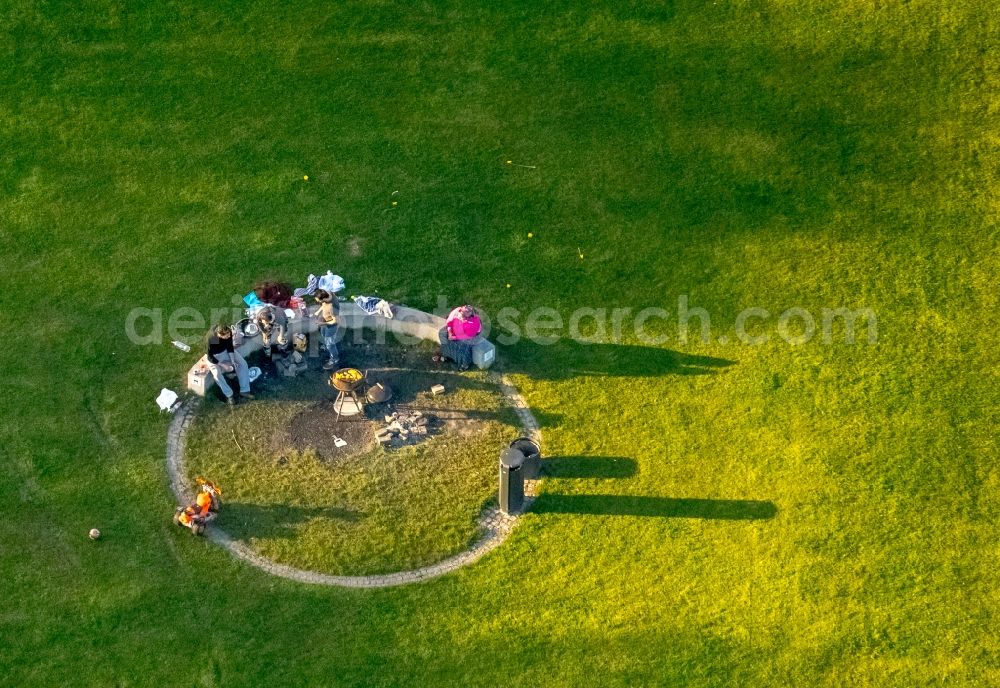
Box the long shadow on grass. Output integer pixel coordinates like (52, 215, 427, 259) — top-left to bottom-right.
(504, 340, 736, 380)
(219, 347, 567, 429)
(243, 357, 502, 403)
(532, 494, 776, 520)
(542, 456, 638, 479)
(222, 503, 363, 540)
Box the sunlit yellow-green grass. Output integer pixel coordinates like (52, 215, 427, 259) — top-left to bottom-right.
(2, 0, 998, 685)
(185, 367, 516, 575)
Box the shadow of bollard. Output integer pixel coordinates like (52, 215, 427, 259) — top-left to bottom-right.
(531, 494, 777, 520)
(542, 456, 638, 480)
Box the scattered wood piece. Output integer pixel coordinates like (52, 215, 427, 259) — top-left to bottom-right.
(231, 430, 246, 453)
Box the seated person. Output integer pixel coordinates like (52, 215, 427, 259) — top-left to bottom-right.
(175, 489, 217, 533)
(313, 289, 340, 370)
(435, 305, 481, 370)
(206, 324, 253, 405)
(254, 305, 288, 358)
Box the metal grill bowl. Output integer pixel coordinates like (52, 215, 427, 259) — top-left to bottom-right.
(329, 368, 364, 392)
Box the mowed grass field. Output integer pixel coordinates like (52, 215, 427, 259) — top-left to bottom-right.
(1, 1, 998, 685)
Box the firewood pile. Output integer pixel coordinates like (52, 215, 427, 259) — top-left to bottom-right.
(375, 409, 438, 447)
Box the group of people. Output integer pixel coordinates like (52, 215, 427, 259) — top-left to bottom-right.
(202, 276, 482, 404)
(204, 282, 346, 405)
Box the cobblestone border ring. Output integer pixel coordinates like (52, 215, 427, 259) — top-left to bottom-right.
(165, 371, 540, 588)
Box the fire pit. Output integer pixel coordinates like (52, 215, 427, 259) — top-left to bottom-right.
(329, 368, 365, 421)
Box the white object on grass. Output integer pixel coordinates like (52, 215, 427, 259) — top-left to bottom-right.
(334, 437, 348, 448)
(156, 388, 179, 412)
(249, 366, 262, 383)
(318, 271, 345, 294)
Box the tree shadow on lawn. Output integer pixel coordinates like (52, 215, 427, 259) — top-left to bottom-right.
(542, 456, 638, 480)
(503, 340, 736, 380)
(532, 494, 776, 520)
(221, 502, 363, 540)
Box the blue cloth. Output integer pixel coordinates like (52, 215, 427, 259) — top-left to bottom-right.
(353, 295, 381, 314)
(353, 295, 394, 318)
(293, 274, 318, 298)
(243, 291, 263, 307)
(318, 272, 345, 294)
(354, 296, 382, 315)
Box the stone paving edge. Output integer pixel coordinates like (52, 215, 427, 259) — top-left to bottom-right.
(164, 368, 540, 588)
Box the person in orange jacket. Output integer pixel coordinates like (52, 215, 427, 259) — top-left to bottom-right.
(194, 489, 213, 516)
(176, 505, 201, 530)
(174, 479, 221, 535)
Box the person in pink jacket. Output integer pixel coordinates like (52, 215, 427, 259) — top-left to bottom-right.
(434, 305, 481, 370)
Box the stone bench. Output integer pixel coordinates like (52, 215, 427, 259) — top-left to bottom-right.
(186, 302, 496, 396)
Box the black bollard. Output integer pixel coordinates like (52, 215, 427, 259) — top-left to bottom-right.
(499, 447, 525, 515)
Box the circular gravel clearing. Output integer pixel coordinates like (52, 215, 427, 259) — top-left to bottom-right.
(166, 372, 540, 588)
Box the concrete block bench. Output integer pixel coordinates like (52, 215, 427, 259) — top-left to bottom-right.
(186, 302, 496, 396)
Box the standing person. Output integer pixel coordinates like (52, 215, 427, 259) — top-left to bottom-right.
(435, 305, 481, 370)
(313, 289, 340, 370)
(254, 305, 288, 358)
(206, 324, 253, 405)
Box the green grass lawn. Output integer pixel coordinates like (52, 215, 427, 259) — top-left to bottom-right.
(2, 1, 998, 685)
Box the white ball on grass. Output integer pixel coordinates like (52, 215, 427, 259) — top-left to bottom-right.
(89, 528, 101, 540)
